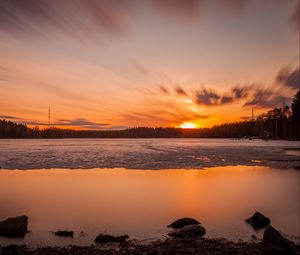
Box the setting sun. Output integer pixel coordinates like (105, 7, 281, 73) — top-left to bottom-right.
(178, 122, 199, 129)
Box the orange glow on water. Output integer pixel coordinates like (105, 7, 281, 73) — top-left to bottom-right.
(0, 166, 299, 246)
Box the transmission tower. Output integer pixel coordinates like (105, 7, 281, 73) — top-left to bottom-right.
(48, 107, 51, 127)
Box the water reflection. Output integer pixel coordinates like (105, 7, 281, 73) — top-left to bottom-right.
(0, 166, 299, 246)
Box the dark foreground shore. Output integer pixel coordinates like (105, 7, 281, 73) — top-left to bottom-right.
(1, 237, 300, 255)
(1, 215, 300, 255)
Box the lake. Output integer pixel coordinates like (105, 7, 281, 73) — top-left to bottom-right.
(0, 138, 299, 169)
(0, 139, 299, 246)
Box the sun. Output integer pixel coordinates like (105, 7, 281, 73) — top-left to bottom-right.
(178, 122, 199, 129)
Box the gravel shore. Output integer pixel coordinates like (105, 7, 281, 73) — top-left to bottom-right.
(1, 237, 300, 255)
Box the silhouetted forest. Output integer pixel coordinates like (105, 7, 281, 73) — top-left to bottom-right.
(1, 90, 299, 139)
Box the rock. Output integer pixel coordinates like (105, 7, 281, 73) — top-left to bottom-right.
(79, 231, 87, 237)
(246, 212, 270, 229)
(261, 225, 295, 255)
(0, 215, 28, 237)
(168, 224, 206, 238)
(168, 217, 200, 229)
(54, 230, 74, 238)
(94, 234, 129, 244)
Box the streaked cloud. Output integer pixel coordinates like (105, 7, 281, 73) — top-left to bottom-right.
(243, 89, 289, 108)
(192, 63, 299, 109)
(25, 118, 110, 130)
(232, 86, 250, 99)
(193, 80, 292, 109)
(151, 0, 252, 22)
(0, 115, 127, 130)
(152, 0, 203, 21)
(194, 87, 247, 106)
(220, 96, 234, 104)
(290, 0, 299, 33)
(0, 115, 20, 120)
(0, 0, 134, 40)
(217, 0, 249, 16)
(55, 118, 110, 129)
(276, 67, 300, 90)
(0, 0, 278, 41)
(159, 85, 170, 95)
(174, 85, 189, 97)
(130, 58, 149, 76)
(195, 88, 221, 105)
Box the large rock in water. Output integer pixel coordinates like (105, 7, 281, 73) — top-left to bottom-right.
(94, 234, 129, 244)
(168, 224, 206, 238)
(168, 217, 200, 229)
(246, 212, 270, 229)
(261, 225, 295, 255)
(0, 216, 28, 237)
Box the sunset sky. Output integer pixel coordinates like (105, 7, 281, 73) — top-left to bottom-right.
(0, 0, 299, 130)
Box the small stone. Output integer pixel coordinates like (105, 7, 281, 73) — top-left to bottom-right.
(168, 217, 200, 229)
(94, 234, 129, 244)
(168, 224, 206, 238)
(79, 231, 87, 237)
(54, 230, 74, 237)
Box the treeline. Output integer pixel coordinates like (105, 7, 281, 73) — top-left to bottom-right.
(0, 121, 258, 139)
(1, 90, 299, 139)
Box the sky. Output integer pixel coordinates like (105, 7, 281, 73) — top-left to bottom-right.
(0, 0, 299, 130)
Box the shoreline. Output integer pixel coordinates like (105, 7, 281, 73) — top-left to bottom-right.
(1, 236, 300, 255)
(1, 215, 300, 254)
(2, 137, 299, 140)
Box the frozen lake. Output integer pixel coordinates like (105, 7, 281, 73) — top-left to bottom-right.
(0, 138, 299, 170)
